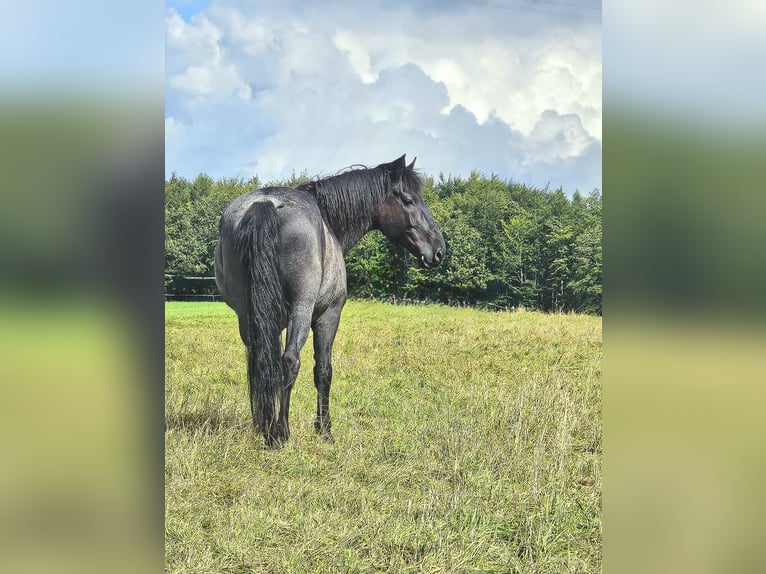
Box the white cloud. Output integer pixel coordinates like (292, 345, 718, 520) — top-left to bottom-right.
(219, 9, 276, 56)
(166, 10, 222, 64)
(333, 31, 376, 84)
(527, 110, 598, 163)
(166, 9, 251, 99)
(169, 63, 252, 99)
(318, 14, 601, 138)
(165, 115, 182, 144)
(165, 1, 602, 194)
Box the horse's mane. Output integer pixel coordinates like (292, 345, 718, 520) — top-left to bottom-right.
(297, 164, 423, 252)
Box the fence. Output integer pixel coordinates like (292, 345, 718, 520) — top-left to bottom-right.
(164, 275, 522, 310)
(165, 274, 222, 301)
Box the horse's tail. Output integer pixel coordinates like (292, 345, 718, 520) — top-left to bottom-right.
(235, 201, 283, 446)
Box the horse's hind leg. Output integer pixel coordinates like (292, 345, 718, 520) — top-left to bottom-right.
(312, 302, 343, 442)
(277, 304, 313, 444)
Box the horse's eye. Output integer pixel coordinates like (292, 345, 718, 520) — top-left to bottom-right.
(402, 197, 414, 207)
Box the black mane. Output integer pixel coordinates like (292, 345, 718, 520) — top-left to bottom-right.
(297, 164, 423, 252)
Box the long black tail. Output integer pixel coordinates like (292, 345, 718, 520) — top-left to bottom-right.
(235, 201, 283, 445)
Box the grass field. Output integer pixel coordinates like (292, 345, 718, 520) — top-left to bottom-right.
(165, 301, 601, 573)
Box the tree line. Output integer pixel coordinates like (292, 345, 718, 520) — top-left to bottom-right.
(165, 170, 601, 314)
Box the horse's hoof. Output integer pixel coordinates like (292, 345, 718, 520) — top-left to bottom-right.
(313, 419, 334, 443)
(321, 432, 335, 444)
(264, 433, 288, 450)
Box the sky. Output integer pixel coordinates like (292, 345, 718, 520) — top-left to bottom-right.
(165, 0, 602, 195)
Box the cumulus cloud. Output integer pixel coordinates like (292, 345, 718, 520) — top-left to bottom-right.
(527, 109, 598, 163)
(165, 0, 601, 194)
(329, 22, 601, 138)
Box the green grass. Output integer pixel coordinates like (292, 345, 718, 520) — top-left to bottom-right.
(166, 301, 601, 573)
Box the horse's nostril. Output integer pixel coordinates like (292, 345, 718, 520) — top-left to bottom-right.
(435, 249, 443, 262)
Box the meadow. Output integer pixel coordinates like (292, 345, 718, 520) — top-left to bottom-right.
(165, 301, 601, 573)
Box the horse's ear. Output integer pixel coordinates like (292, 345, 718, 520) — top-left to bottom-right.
(385, 154, 407, 184)
(390, 154, 406, 172)
(407, 157, 416, 170)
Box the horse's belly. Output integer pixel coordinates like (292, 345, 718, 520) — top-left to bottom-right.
(313, 228, 346, 318)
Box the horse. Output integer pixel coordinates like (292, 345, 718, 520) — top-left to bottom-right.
(215, 154, 446, 447)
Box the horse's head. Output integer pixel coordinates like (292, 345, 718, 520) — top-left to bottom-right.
(376, 154, 446, 268)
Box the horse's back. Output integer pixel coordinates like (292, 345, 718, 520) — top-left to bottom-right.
(220, 187, 317, 229)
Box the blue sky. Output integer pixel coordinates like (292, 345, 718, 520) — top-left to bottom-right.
(168, 0, 212, 22)
(165, 0, 602, 195)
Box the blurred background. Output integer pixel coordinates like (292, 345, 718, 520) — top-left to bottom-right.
(604, 2, 766, 573)
(0, 1, 164, 572)
(0, 1, 764, 572)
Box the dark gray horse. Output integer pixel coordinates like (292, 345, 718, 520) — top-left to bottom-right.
(215, 154, 446, 447)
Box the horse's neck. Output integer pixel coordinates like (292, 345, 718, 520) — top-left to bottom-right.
(312, 183, 382, 254)
(322, 208, 375, 255)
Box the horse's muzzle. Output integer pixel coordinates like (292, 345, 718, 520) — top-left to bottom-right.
(419, 248, 443, 268)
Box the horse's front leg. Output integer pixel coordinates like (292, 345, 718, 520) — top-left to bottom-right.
(312, 302, 343, 442)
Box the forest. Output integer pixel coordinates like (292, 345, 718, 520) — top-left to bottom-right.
(165, 170, 601, 314)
